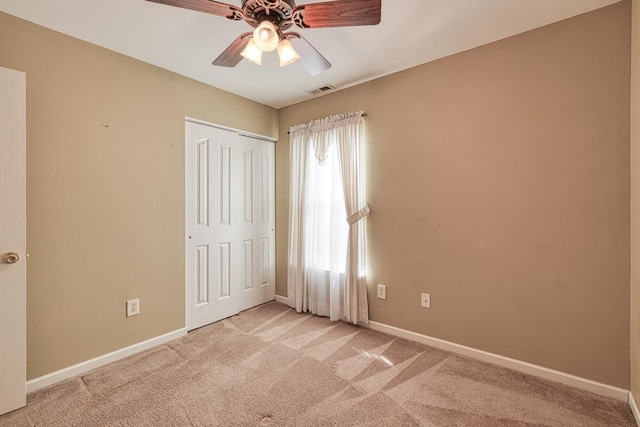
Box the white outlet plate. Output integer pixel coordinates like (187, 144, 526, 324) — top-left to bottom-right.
(126, 298, 140, 317)
(377, 284, 387, 300)
(421, 293, 431, 308)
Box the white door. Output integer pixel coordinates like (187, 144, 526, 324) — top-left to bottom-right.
(236, 135, 276, 312)
(0, 67, 27, 415)
(185, 120, 275, 330)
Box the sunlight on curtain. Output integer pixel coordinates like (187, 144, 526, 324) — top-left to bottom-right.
(287, 111, 370, 324)
(304, 142, 348, 319)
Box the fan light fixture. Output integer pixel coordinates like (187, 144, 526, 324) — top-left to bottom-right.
(241, 38, 263, 65)
(242, 36, 300, 67)
(241, 20, 301, 68)
(253, 20, 279, 52)
(277, 39, 300, 67)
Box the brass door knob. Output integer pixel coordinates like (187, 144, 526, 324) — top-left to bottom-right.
(2, 252, 20, 264)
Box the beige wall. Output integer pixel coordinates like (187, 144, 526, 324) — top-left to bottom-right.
(631, 0, 640, 399)
(277, 2, 631, 388)
(0, 12, 277, 379)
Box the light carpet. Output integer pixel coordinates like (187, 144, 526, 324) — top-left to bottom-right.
(0, 302, 635, 426)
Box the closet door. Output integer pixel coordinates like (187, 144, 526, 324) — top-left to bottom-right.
(185, 121, 275, 331)
(236, 135, 275, 312)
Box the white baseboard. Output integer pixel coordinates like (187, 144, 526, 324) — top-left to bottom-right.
(630, 392, 640, 426)
(275, 294, 289, 305)
(367, 321, 629, 402)
(26, 328, 187, 393)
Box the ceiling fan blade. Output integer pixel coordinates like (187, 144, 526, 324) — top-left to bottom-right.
(146, 0, 241, 19)
(213, 32, 252, 67)
(292, 0, 381, 29)
(289, 35, 332, 76)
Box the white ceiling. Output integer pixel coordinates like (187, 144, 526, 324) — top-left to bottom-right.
(0, 0, 622, 108)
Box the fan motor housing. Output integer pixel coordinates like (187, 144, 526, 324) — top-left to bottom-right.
(242, 0, 296, 23)
(241, 0, 296, 7)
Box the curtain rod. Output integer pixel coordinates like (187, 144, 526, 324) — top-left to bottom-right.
(287, 113, 367, 135)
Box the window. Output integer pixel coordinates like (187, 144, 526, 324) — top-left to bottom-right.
(304, 142, 349, 273)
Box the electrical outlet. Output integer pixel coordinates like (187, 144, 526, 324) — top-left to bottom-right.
(421, 293, 431, 308)
(377, 284, 387, 300)
(126, 298, 140, 317)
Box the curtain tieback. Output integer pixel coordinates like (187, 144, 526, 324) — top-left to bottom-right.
(346, 204, 371, 226)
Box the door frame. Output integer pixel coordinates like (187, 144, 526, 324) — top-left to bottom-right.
(184, 117, 276, 330)
(185, 117, 276, 145)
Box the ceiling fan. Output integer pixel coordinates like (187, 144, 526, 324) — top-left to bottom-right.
(146, 0, 382, 75)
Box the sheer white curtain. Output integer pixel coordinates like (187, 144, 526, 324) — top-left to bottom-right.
(287, 111, 370, 324)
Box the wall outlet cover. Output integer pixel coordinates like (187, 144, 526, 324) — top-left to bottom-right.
(126, 298, 140, 317)
(421, 293, 431, 308)
(377, 284, 387, 300)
